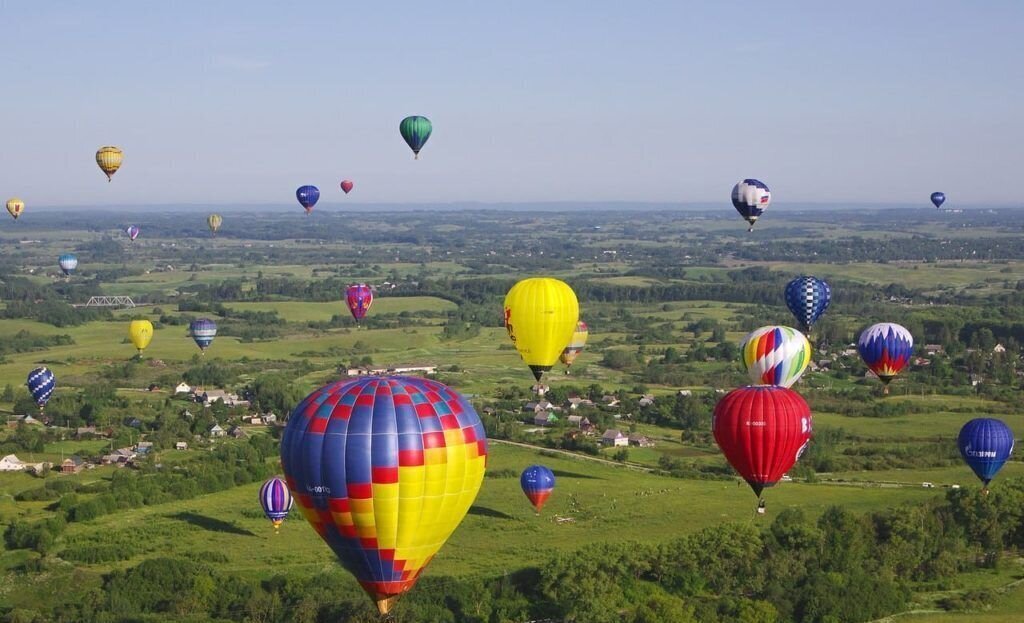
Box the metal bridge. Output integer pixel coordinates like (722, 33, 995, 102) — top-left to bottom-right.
(76, 296, 137, 309)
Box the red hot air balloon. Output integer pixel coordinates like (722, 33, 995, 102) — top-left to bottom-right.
(340, 179, 354, 194)
(713, 386, 812, 510)
(346, 283, 373, 324)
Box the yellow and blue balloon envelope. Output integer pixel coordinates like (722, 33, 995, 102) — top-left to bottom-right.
(280, 376, 488, 615)
(740, 325, 811, 388)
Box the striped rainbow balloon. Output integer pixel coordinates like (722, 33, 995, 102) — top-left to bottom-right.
(740, 325, 811, 388)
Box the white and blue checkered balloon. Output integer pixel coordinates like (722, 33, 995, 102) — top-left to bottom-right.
(26, 367, 55, 408)
(784, 276, 831, 332)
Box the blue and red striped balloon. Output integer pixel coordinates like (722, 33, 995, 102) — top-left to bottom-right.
(259, 476, 293, 532)
(520, 464, 555, 513)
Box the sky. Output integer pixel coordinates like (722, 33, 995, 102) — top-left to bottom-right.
(1, 1, 1022, 208)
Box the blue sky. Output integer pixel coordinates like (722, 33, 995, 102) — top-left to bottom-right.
(1, 1, 1021, 207)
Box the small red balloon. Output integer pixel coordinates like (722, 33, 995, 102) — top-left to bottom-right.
(341, 180, 354, 194)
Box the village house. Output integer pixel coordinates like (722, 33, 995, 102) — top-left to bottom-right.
(7, 414, 43, 428)
(677, 390, 692, 397)
(101, 448, 136, 466)
(638, 394, 656, 407)
(565, 415, 596, 433)
(208, 424, 226, 438)
(565, 397, 595, 410)
(197, 389, 249, 408)
(601, 395, 621, 408)
(993, 343, 1006, 354)
(0, 454, 26, 472)
(75, 426, 98, 439)
(924, 344, 944, 355)
(249, 417, 264, 425)
(136, 442, 154, 455)
(175, 442, 188, 450)
(600, 429, 629, 447)
(60, 456, 85, 474)
(523, 400, 558, 414)
(628, 433, 655, 448)
(531, 383, 550, 396)
(174, 382, 192, 394)
(228, 426, 247, 439)
(390, 364, 438, 375)
(533, 411, 559, 427)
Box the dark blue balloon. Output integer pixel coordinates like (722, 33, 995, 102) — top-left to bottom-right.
(958, 418, 1014, 486)
(930, 192, 946, 209)
(27, 367, 55, 408)
(784, 276, 832, 332)
(296, 185, 320, 211)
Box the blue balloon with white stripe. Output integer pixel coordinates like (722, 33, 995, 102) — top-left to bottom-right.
(27, 367, 55, 409)
(958, 418, 1014, 489)
(189, 318, 218, 353)
(731, 179, 771, 231)
(58, 254, 78, 276)
(784, 276, 832, 332)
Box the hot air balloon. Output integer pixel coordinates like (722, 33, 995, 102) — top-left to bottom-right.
(296, 185, 320, 214)
(504, 277, 580, 381)
(58, 254, 78, 277)
(731, 179, 771, 232)
(341, 180, 354, 194)
(958, 419, 1014, 493)
(713, 386, 812, 508)
(6, 198, 24, 220)
(259, 476, 294, 533)
(95, 146, 123, 181)
(125, 225, 140, 241)
(857, 323, 913, 394)
(784, 276, 832, 334)
(559, 321, 589, 373)
(280, 376, 487, 616)
(520, 465, 555, 513)
(189, 318, 217, 353)
(400, 115, 432, 159)
(129, 319, 154, 355)
(345, 283, 373, 324)
(207, 213, 223, 236)
(26, 367, 55, 413)
(930, 192, 946, 209)
(740, 326, 811, 388)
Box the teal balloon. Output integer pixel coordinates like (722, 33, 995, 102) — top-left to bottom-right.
(400, 116, 432, 159)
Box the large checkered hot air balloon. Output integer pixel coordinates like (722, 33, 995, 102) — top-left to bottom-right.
(740, 326, 811, 388)
(713, 386, 812, 509)
(731, 179, 771, 232)
(857, 322, 913, 394)
(280, 376, 488, 616)
(784, 276, 831, 334)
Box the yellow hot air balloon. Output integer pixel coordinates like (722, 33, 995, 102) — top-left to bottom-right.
(6, 198, 25, 220)
(207, 213, 223, 236)
(504, 277, 579, 381)
(128, 319, 154, 355)
(96, 146, 123, 181)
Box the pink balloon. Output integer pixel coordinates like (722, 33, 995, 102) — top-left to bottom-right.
(340, 180, 354, 194)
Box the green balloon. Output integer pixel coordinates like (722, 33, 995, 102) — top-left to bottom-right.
(400, 116, 432, 159)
